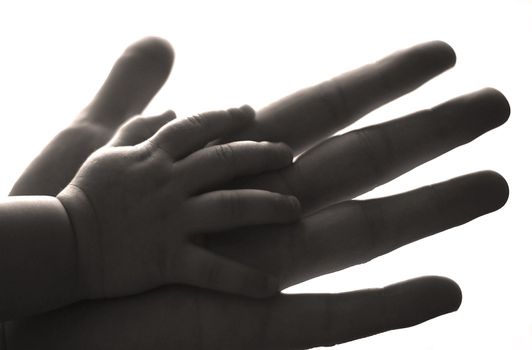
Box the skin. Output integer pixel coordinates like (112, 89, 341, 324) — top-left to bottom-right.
(58, 106, 302, 301)
(0, 196, 76, 322)
(2, 37, 509, 349)
(0, 107, 301, 323)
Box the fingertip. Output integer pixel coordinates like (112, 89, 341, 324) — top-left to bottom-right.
(441, 88, 511, 135)
(473, 170, 510, 211)
(385, 276, 462, 326)
(289, 194, 302, 210)
(480, 87, 511, 126)
(420, 276, 462, 312)
(428, 40, 457, 69)
(227, 105, 256, 126)
(125, 36, 175, 69)
(471, 88, 511, 129)
(86, 37, 175, 127)
(405, 40, 457, 75)
(275, 141, 295, 164)
(160, 109, 177, 121)
(285, 195, 302, 218)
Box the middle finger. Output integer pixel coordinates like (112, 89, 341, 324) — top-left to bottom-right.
(241, 88, 510, 214)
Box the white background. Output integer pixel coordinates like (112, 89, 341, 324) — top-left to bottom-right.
(0, 0, 530, 348)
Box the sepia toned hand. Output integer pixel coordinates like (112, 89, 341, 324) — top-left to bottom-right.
(4, 38, 509, 349)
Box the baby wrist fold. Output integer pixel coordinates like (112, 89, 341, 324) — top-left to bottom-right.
(57, 185, 105, 300)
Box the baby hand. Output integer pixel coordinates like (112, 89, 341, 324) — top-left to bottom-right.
(58, 106, 300, 299)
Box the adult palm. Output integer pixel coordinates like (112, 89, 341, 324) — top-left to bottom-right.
(3, 37, 509, 349)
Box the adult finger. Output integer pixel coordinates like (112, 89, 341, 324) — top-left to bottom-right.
(185, 189, 300, 232)
(266, 276, 461, 349)
(181, 141, 293, 194)
(1, 277, 459, 350)
(78, 37, 175, 129)
(242, 88, 510, 213)
(226, 40, 456, 154)
(209, 171, 508, 287)
(10, 37, 174, 196)
(179, 248, 279, 299)
(146, 106, 254, 160)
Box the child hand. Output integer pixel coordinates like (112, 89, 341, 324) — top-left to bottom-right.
(57, 106, 300, 299)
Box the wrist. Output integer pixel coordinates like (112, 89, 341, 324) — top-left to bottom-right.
(0, 196, 82, 318)
(57, 185, 104, 300)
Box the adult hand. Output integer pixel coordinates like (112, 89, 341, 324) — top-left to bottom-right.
(4, 38, 509, 349)
(10, 37, 175, 197)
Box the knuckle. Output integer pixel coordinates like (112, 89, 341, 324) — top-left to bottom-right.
(214, 143, 237, 165)
(186, 113, 208, 129)
(130, 141, 156, 162)
(82, 147, 131, 175)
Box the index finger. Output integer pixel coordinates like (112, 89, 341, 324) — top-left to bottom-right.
(228, 40, 456, 154)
